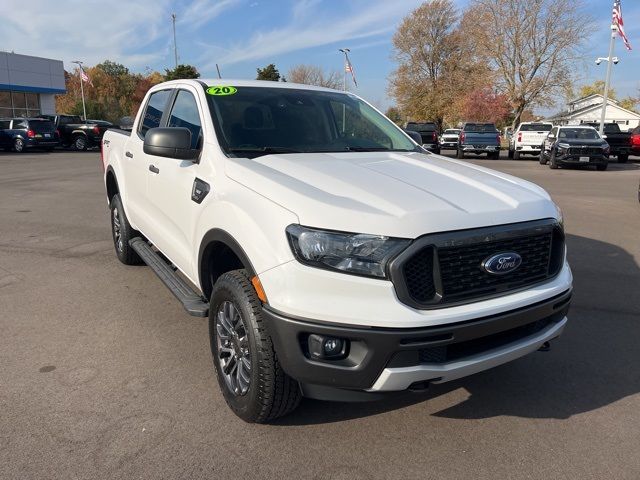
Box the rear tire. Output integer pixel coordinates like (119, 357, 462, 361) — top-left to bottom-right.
(109, 194, 143, 265)
(456, 148, 465, 159)
(13, 138, 25, 153)
(513, 150, 521, 160)
(72, 134, 87, 151)
(618, 154, 628, 163)
(210, 270, 301, 423)
(596, 163, 608, 171)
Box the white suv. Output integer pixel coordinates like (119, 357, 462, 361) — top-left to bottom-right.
(102, 80, 572, 423)
(509, 122, 554, 160)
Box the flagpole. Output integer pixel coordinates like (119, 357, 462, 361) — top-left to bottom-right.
(598, 23, 616, 136)
(339, 48, 350, 133)
(72, 60, 87, 122)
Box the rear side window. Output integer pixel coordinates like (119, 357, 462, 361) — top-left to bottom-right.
(140, 90, 172, 137)
(520, 123, 552, 132)
(11, 120, 28, 129)
(167, 90, 202, 149)
(0, 120, 10, 129)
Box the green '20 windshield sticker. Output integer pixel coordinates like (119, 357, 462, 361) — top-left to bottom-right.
(207, 86, 237, 96)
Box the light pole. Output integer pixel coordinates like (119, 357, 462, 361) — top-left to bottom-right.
(596, 23, 619, 136)
(71, 60, 87, 122)
(171, 13, 178, 69)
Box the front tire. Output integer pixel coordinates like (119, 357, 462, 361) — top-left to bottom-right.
(596, 163, 608, 171)
(109, 194, 143, 265)
(539, 150, 548, 165)
(508, 147, 514, 159)
(513, 150, 521, 160)
(549, 151, 559, 169)
(210, 270, 301, 423)
(456, 148, 465, 159)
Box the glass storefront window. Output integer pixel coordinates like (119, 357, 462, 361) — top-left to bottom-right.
(0, 91, 41, 117)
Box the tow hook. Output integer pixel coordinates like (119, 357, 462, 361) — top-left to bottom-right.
(538, 341, 551, 352)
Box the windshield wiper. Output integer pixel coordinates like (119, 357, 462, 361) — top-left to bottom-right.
(344, 146, 391, 152)
(227, 146, 304, 156)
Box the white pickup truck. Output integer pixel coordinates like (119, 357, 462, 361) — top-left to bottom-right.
(509, 122, 554, 160)
(102, 79, 572, 423)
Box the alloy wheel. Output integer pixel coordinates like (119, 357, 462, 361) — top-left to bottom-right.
(216, 300, 251, 396)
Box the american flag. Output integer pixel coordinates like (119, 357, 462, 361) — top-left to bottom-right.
(345, 56, 357, 87)
(613, 0, 632, 51)
(79, 66, 93, 86)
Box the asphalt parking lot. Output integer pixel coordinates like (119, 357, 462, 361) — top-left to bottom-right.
(1, 149, 639, 479)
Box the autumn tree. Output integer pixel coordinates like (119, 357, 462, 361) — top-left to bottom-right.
(389, 0, 490, 130)
(461, 0, 593, 129)
(164, 64, 200, 80)
(578, 80, 616, 100)
(385, 106, 404, 126)
(287, 64, 341, 89)
(459, 88, 511, 125)
(256, 64, 283, 81)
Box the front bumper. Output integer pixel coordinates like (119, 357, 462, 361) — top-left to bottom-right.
(556, 154, 608, 166)
(264, 289, 571, 394)
(441, 141, 458, 149)
(421, 143, 440, 152)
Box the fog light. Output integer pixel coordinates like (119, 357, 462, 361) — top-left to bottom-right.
(308, 334, 348, 360)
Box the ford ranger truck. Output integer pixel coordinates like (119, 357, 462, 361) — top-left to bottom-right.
(101, 80, 572, 423)
(508, 122, 553, 160)
(457, 122, 501, 159)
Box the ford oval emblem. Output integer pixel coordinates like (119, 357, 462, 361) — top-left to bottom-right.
(482, 252, 522, 275)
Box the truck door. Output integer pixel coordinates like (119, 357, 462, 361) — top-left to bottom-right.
(144, 87, 206, 275)
(122, 89, 174, 235)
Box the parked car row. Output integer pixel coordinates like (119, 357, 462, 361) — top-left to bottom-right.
(0, 114, 113, 153)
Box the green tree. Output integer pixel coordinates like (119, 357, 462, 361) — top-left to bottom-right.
(96, 60, 130, 77)
(256, 63, 282, 81)
(164, 64, 200, 81)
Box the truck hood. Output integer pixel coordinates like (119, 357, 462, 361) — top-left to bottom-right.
(225, 151, 558, 238)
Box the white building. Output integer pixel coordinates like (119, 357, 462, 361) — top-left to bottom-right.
(547, 94, 640, 131)
(0, 52, 66, 117)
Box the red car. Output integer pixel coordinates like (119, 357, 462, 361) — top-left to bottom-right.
(631, 126, 640, 157)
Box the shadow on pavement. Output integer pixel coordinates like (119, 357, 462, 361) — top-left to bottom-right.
(276, 234, 640, 425)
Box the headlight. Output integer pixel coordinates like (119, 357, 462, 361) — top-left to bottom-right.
(286, 225, 410, 278)
(602, 144, 610, 154)
(557, 142, 570, 155)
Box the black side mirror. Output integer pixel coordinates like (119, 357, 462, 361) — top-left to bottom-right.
(143, 127, 199, 161)
(404, 130, 423, 145)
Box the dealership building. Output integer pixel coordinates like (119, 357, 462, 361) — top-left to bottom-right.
(0, 52, 65, 118)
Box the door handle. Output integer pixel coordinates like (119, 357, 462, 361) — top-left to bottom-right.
(125, 151, 133, 158)
(148, 164, 159, 174)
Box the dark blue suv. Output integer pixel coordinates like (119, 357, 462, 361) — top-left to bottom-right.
(0, 118, 60, 153)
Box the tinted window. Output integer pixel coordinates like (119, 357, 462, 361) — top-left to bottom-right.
(464, 123, 497, 132)
(12, 120, 28, 129)
(0, 120, 10, 129)
(520, 123, 552, 131)
(28, 120, 55, 133)
(167, 90, 202, 149)
(140, 90, 172, 137)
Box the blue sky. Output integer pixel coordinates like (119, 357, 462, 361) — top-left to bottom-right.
(1, 0, 638, 112)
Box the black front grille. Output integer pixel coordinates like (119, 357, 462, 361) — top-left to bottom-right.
(418, 316, 554, 364)
(438, 233, 551, 302)
(568, 146, 602, 155)
(390, 220, 564, 308)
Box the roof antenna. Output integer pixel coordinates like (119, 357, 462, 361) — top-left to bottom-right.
(216, 64, 222, 79)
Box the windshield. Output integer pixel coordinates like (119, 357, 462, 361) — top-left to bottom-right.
(558, 128, 601, 140)
(464, 123, 497, 133)
(444, 129, 459, 134)
(520, 123, 552, 132)
(207, 86, 420, 158)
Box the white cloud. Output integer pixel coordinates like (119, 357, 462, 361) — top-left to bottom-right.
(180, 0, 241, 29)
(202, 0, 421, 68)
